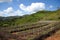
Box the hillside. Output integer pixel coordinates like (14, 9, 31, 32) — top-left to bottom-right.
(0, 9, 60, 27)
(0, 9, 60, 40)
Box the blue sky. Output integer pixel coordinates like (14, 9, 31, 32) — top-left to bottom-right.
(0, 0, 60, 17)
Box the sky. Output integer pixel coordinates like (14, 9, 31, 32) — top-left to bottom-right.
(0, 0, 60, 17)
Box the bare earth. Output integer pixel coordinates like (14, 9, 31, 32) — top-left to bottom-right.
(45, 30, 60, 40)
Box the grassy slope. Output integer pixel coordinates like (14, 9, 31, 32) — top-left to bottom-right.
(15, 9, 60, 25)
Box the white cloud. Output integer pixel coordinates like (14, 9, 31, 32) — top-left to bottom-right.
(19, 2, 45, 14)
(14, 10, 24, 16)
(0, 7, 24, 17)
(49, 5, 53, 8)
(0, 0, 12, 3)
(0, 2, 46, 17)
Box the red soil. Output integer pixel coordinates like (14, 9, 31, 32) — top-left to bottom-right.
(45, 30, 60, 40)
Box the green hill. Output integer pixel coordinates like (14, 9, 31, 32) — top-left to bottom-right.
(0, 9, 60, 27)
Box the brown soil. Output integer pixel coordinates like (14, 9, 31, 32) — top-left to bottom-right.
(44, 30, 60, 40)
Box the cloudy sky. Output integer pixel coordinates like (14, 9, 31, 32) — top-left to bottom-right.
(0, 0, 60, 17)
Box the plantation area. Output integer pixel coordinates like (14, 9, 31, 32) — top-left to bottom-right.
(0, 21, 60, 40)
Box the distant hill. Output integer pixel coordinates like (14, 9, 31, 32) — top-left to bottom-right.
(0, 9, 60, 27)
